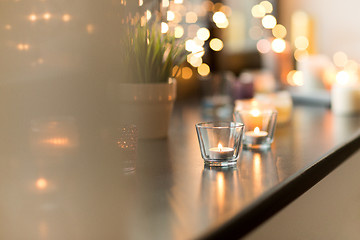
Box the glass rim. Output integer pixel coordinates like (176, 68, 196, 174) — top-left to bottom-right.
(195, 121, 244, 129)
(234, 109, 278, 115)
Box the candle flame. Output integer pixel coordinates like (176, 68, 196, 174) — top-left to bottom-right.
(251, 109, 261, 117)
(218, 143, 223, 152)
(254, 127, 260, 133)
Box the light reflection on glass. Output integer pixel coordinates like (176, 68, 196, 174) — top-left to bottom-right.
(239, 150, 279, 198)
(201, 166, 240, 219)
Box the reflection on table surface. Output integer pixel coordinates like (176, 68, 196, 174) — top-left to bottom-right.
(0, 99, 359, 240)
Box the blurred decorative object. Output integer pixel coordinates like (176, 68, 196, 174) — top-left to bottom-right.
(195, 121, 244, 167)
(260, 38, 293, 86)
(234, 109, 277, 150)
(255, 91, 293, 125)
(252, 70, 277, 93)
(296, 55, 334, 92)
(116, 125, 138, 174)
(118, 20, 186, 139)
(331, 77, 360, 116)
(229, 71, 254, 101)
(30, 116, 78, 158)
(291, 11, 315, 54)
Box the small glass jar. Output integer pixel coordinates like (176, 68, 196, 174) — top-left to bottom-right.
(195, 122, 244, 166)
(234, 109, 277, 150)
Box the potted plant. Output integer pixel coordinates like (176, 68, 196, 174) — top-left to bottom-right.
(114, 21, 186, 139)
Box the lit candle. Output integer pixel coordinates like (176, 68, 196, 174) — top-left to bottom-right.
(209, 143, 234, 160)
(331, 71, 360, 115)
(245, 127, 268, 144)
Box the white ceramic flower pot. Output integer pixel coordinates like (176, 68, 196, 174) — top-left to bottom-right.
(110, 79, 176, 139)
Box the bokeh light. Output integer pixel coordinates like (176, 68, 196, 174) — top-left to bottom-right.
(251, 5, 266, 18)
(213, 11, 227, 24)
(186, 12, 198, 23)
(293, 71, 304, 86)
(185, 39, 195, 52)
(333, 51, 348, 67)
(161, 22, 169, 33)
(272, 24, 287, 38)
(174, 0, 183, 4)
(62, 14, 71, 22)
(36, 178, 48, 190)
(336, 70, 350, 84)
(43, 13, 51, 20)
(216, 19, 229, 28)
(174, 26, 184, 38)
(294, 49, 309, 62)
(262, 15, 277, 29)
(260, 1, 273, 13)
(196, 28, 210, 41)
(167, 11, 175, 21)
(187, 55, 203, 67)
(29, 14, 37, 22)
(162, 0, 169, 7)
(294, 36, 309, 50)
(198, 63, 210, 76)
(209, 38, 224, 51)
(256, 39, 271, 54)
(271, 38, 286, 53)
(287, 70, 296, 85)
(182, 67, 193, 79)
(146, 10, 152, 21)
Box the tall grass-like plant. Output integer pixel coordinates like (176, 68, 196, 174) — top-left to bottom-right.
(121, 22, 186, 83)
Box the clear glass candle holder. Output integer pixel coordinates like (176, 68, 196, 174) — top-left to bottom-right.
(195, 122, 244, 167)
(234, 109, 277, 150)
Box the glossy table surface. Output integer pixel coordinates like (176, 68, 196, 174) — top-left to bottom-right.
(1, 95, 360, 240)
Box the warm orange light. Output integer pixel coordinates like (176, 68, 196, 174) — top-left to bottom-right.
(216, 19, 229, 28)
(251, 109, 261, 117)
(182, 67, 193, 79)
(43, 138, 69, 146)
(272, 24, 287, 38)
(197, 63, 210, 77)
(186, 12, 198, 23)
(218, 143, 223, 151)
(254, 127, 260, 133)
(36, 178, 48, 190)
(209, 38, 223, 51)
(43, 13, 51, 20)
(62, 14, 71, 22)
(86, 24, 94, 34)
(29, 14, 37, 22)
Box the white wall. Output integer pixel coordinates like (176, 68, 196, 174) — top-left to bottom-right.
(280, 0, 360, 62)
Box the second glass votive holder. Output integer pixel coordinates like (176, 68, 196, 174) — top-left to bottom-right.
(195, 122, 244, 167)
(234, 109, 277, 150)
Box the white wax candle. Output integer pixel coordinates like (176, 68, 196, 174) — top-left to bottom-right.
(209, 144, 234, 159)
(331, 83, 360, 115)
(245, 127, 268, 144)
